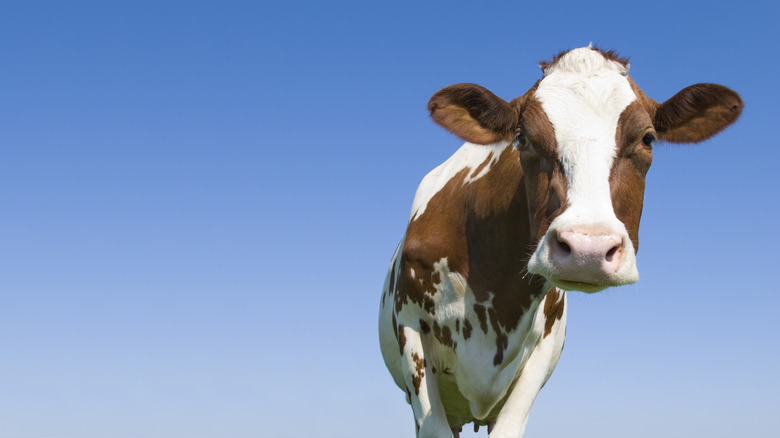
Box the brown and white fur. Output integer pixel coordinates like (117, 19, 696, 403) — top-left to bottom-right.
(379, 46, 742, 438)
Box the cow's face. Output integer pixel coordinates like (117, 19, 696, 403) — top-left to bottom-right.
(427, 47, 742, 293)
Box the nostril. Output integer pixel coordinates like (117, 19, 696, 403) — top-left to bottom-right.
(605, 244, 620, 262)
(555, 235, 572, 256)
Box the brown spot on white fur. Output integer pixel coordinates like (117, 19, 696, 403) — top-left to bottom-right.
(543, 289, 565, 338)
(411, 352, 425, 395)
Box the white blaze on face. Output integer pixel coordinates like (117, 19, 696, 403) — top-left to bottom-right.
(529, 47, 640, 289)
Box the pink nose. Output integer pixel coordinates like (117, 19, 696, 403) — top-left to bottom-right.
(551, 229, 624, 282)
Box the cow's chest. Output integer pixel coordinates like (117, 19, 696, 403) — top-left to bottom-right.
(403, 264, 552, 421)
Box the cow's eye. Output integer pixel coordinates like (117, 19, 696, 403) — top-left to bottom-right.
(641, 133, 656, 147)
(515, 132, 530, 150)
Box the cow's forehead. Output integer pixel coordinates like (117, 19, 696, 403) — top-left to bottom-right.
(534, 47, 637, 141)
(533, 47, 637, 159)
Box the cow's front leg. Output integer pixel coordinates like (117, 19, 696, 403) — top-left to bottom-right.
(399, 324, 451, 438)
(489, 291, 567, 438)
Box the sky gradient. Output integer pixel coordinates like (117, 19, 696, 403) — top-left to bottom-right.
(1, 1, 778, 437)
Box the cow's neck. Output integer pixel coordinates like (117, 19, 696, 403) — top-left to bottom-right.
(461, 145, 547, 331)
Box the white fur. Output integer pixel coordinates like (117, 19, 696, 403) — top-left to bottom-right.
(529, 47, 639, 287)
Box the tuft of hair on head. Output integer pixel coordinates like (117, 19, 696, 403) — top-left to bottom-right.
(539, 45, 630, 76)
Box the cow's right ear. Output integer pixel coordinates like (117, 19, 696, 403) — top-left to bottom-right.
(428, 83, 518, 145)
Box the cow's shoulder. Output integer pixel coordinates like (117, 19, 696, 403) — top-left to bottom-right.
(409, 142, 513, 223)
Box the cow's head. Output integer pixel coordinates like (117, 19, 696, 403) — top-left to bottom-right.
(427, 46, 742, 293)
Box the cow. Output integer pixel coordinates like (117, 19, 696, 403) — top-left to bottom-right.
(378, 46, 742, 438)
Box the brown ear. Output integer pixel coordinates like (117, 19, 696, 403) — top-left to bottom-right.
(654, 83, 743, 143)
(427, 83, 518, 145)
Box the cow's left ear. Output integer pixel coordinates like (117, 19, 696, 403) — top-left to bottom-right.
(428, 83, 518, 145)
(654, 83, 743, 143)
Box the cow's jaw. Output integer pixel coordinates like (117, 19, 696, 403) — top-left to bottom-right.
(527, 47, 640, 292)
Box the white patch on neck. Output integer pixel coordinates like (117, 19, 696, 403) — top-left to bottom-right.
(535, 47, 636, 227)
(410, 141, 510, 222)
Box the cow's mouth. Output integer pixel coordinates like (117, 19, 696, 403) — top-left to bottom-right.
(549, 277, 609, 294)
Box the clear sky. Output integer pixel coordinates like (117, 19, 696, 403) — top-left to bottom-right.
(1, 1, 778, 437)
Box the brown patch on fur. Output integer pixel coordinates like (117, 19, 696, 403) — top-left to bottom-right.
(411, 352, 426, 395)
(519, 98, 568, 240)
(543, 288, 565, 338)
(419, 319, 431, 334)
(388, 266, 396, 294)
(473, 304, 488, 334)
(611, 101, 654, 251)
(487, 307, 502, 336)
(433, 321, 457, 350)
(487, 307, 509, 366)
(431, 270, 441, 285)
(398, 324, 406, 356)
(422, 294, 435, 315)
(493, 332, 508, 366)
(515, 95, 558, 155)
(463, 319, 473, 340)
(394, 241, 442, 317)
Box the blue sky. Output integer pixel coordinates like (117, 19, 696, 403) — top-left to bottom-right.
(1, 1, 778, 437)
